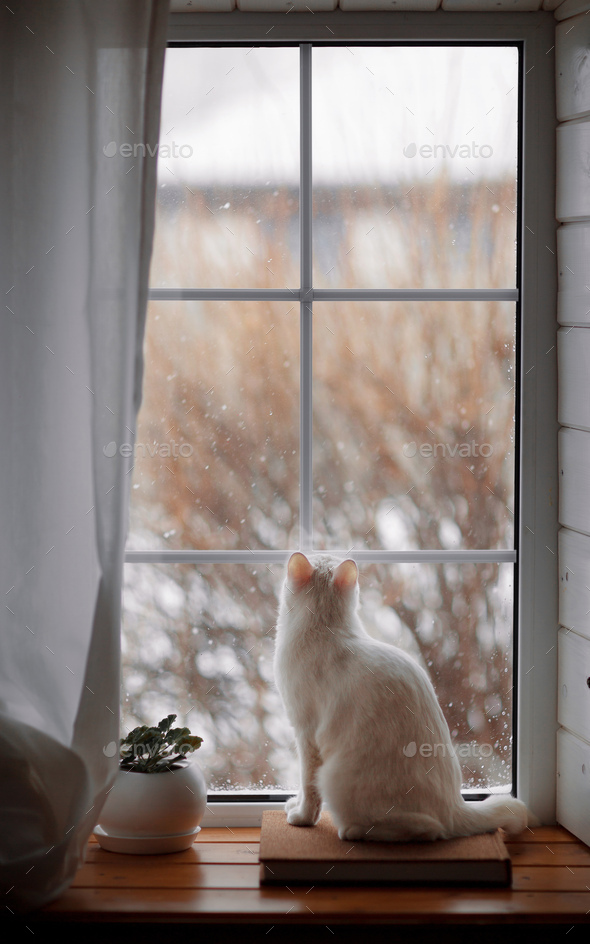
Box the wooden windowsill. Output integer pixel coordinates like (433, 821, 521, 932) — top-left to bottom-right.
(32, 825, 590, 929)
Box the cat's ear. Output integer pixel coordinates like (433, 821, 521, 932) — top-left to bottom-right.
(287, 552, 314, 588)
(333, 559, 358, 592)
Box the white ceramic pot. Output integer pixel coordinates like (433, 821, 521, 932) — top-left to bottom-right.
(95, 760, 207, 854)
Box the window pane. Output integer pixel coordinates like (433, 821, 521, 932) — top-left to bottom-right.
(122, 564, 289, 793)
(313, 302, 515, 551)
(127, 301, 299, 552)
(312, 46, 518, 289)
(122, 562, 513, 793)
(150, 47, 299, 289)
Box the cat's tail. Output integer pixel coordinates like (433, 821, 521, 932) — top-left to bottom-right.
(451, 794, 530, 837)
(337, 798, 533, 843)
(339, 812, 448, 842)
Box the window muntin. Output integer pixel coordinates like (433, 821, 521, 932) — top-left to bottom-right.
(124, 42, 520, 796)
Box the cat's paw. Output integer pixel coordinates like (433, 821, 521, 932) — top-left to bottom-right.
(287, 807, 318, 827)
(338, 824, 366, 841)
(285, 795, 300, 813)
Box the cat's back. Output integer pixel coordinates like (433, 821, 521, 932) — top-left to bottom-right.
(332, 631, 440, 708)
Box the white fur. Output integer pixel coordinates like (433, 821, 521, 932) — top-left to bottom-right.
(273, 552, 530, 842)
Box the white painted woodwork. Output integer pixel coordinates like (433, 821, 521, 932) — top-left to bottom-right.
(557, 0, 590, 851)
(559, 427, 590, 533)
(340, 0, 440, 9)
(557, 13, 590, 120)
(557, 326, 590, 429)
(559, 527, 590, 637)
(169, 0, 235, 9)
(237, 0, 336, 8)
(442, 0, 541, 8)
(167, 0, 559, 9)
(558, 627, 590, 740)
(556, 727, 590, 845)
(557, 223, 590, 325)
(555, 0, 590, 19)
(556, 118, 590, 222)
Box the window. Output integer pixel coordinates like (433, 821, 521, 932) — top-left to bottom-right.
(122, 13, 557, 825)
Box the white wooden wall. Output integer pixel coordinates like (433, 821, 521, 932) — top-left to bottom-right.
(169, 1, 577, 11)
(556, 4, 590, 847)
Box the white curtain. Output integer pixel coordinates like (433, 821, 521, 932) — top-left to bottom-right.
(0, 0, 169, 911)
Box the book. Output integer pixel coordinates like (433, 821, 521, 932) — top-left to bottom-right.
(259, 810, 512, 886)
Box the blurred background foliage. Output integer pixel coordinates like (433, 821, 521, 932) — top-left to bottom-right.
(122, 172, 517, 792)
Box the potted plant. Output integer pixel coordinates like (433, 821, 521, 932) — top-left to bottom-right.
(95, 714, 207, 854)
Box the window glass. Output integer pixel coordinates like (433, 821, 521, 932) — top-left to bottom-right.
(150, 47, 300, 289)
(122, 562, 513, 792)
(312, 46, 518, 289)
(313, 301, 516, 551)
(127, 301, 299, 552)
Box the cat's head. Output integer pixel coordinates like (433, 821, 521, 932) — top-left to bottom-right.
(281, 552, 359, 624)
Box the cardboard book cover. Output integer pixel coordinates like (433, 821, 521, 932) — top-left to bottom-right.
(259, 810, 512, 885)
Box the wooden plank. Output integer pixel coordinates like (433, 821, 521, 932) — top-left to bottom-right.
(556, 13, 590, 120)
(555, 0, 590, 20)
(558, 627, 590, 741)
(84, 842, 260, 866)
(197, 827, 261, 842)
(559, 528, 590, 638)
(85, 825, 575, 866)
(443, 0, 541, 8)
(86, 826, 575, 863)
(513, 866, 590, 891)
(557, 728, 590, 846)
(557, 120, 590, 222)
(72, 865, 590, 894)
(508, 825, 578, 842)
(340, 0, 440, 8)
(169, 0, 235, 11)
(237, 0, 336, 9)
(90, 825, 574, 844)
(39, 886, 590, 921)
(505, 841, 590, 865)
(73, 860, 588, 894)
(558, 327, 590, 430)
(71, 862, 260, 890)
(557, 224, 590, 326)
(203, 822, 575, 842)
(559, 427, 590, 535)
(90, 825, 575, 850)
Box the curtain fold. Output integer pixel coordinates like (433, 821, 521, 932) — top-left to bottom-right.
(0, 0, 169, 912)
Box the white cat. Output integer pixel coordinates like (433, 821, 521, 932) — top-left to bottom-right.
(273, 551, 531, 842)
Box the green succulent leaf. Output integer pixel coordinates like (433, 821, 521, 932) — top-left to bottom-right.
(118, 714, 202, 772)
(158, 714, 176, 733)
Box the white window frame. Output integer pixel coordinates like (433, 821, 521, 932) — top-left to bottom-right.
(127, 10, 558, 827)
